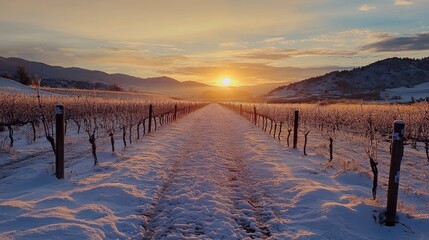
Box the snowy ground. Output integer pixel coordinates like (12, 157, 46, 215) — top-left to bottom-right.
(0, 77, 56, 96)
(381, 82, 429, 102)
(1, 104, 428, 239)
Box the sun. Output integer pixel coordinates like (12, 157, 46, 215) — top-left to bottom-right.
(221, 77, 232, 86)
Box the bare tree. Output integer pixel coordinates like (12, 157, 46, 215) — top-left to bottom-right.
(15, 66, 32, 85)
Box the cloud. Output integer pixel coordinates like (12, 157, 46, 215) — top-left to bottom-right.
(237, 48, 357, 60)
(219, 41, 249, 49)
(359, 4, 376, 12)
(0, 1, 313, 43)
(361, 32, 429, 52)
(261, 37, 286, 44)
(394, 0, 414, 6)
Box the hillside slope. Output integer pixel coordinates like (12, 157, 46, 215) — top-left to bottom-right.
(0, 77, 56, 96)
(267, 57, 429, 102)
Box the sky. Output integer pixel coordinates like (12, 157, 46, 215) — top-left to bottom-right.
(1, 0, 429, 86)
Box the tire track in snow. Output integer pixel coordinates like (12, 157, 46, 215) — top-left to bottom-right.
(142, 125, 202, 239)
(143, 111, 212, 239)
(220, 119, 273, 239)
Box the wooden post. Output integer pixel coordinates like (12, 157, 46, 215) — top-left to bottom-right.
(293, 110, 299, 149)
(148, 104, 153, 133)
(240, 104, 243, 115)
(386, 120, 405, 226)
(174, 104, 177, 121)
(55, 104, 64, 179)
(253, 106, 257, 125)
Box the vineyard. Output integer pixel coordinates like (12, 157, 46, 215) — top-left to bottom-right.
(1, 97, 428, 238)
(0, 88, 206, 167)
(226, 102, 429, 159)
(224, 102, 429, 205)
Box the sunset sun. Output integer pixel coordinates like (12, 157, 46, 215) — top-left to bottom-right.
(221, 77, 231, 86)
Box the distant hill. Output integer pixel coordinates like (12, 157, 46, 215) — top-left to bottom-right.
(266, 57, 429, 102)
(0, 56, 214, 97)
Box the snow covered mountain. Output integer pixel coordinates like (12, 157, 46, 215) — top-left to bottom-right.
(266, 57, 429, 102)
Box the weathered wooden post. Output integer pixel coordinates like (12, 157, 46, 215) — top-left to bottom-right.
(174, 104, 177, 121)
(293, 110, 299, 149)
(55, 104, 64, 179)
(240, 104, 243, 115)
(386, 120, 405, 226)
(148, 104, 153, 133)
(253, 106, 257, 125)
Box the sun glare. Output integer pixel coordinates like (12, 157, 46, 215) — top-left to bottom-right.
(221, 77, 231, 86)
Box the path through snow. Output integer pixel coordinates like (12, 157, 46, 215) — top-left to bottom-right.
(142, 104, 279, 239)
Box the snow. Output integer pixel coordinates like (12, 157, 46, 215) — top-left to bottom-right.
(0, 77, 38, 95)
(1, 104, 428, 239)
(381, 82, 429, 102)
(0, 77, 56, 96)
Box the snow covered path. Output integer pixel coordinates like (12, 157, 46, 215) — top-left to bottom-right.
(1, 104, 428, 239)
(142, 104, 282, 239)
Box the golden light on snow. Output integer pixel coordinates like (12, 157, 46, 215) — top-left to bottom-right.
(221, 77, 232, 86)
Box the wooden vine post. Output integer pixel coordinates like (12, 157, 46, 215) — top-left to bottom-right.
(148, 104, 153, 133)
(386, 120, 405, 226)
(253, 106, 257, 125)
(55, 104, 64, 179)
(293, 110, 299, 149)
(174, 104, 177, 121)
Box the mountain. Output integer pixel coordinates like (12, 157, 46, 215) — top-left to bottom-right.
(0, 56, 216, 97)
(266, 57, 429, 102)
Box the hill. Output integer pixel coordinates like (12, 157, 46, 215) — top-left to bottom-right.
(266, 57, 429, 102)
(0, 56, 213, 97)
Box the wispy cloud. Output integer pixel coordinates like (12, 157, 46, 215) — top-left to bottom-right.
(361, 32, 429, 51)
(394, 0, 414, 6)
(219, 41, 249, 49)
(359, 4, 376, 12)
(237, 48, 357, 60)
(261, 37, 286, 44)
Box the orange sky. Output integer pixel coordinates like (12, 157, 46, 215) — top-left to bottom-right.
(1, 0, 429, 86)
